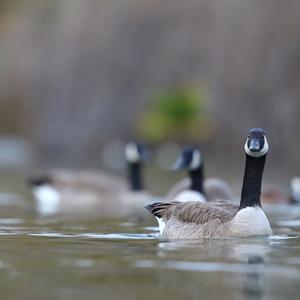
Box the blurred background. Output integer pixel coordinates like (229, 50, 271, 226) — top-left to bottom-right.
(0, 0, 300, 194)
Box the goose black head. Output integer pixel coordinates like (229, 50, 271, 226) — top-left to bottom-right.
(125, 142, 148, 164)
(244, 128, 269, 158)
(172, 147, 202, 171)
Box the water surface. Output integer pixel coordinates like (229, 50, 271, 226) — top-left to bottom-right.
(0, 193, 300, 300)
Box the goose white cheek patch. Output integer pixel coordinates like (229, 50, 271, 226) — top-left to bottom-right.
(244, 137, 269, 157)
(190, 150, 201, 170)
(125, 144, 140, 163)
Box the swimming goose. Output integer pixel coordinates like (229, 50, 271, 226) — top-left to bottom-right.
(28, 142, 153, 217)
(166, 147, 233, 203)
(146, 128, 273, 239)
(260, 177, 300, 205)
(261, 184, 290, 204)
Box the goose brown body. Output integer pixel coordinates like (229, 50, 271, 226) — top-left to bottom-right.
(146, 200, 239, 239)
(30, 169, 154, 217)
(146, 128, 273, 239)
(28, 143, 153, 217)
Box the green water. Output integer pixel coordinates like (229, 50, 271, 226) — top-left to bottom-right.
(0, 190, 300, 300)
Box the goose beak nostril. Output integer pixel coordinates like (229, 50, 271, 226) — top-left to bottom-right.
(249, 139, 261, 152)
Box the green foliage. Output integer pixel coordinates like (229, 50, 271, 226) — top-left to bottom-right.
(154, 89, 200, 125)
(138, 86, 214, 143)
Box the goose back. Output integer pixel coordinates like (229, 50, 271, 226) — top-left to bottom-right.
(146, 201, 239, 239)
(166, 177, 233, 202)
(147, 128, 273, 239)
(30, 170, 142, 217)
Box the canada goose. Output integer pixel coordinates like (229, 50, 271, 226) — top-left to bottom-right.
(261, 184, 291, 204)
(166, 147, 233, 203)
(260, 177, 300, 205)
(28, 142, 153, 217)
(146, 128, 273, 239)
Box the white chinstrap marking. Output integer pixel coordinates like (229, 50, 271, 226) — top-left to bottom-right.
(244, 136, 269, 157)
(189, 150, 201, 170)
(125, 143, 140, 163)
(33, 185, 61, 216)
(230, 206, 272, 237)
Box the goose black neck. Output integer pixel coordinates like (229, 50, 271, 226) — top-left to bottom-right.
(239, 154, 266, 210)
(189, 166, 204, 194)
(128, 162, 143, 191)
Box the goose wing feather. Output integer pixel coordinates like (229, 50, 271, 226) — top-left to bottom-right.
(146, 200, 238, 225)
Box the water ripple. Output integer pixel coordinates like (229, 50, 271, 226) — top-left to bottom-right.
(277, 220, 300, 227)
(134, 260, 300, 278)
(29, 232, 159, 240)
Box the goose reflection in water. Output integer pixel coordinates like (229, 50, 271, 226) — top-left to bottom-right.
(243, 256, 265, 300)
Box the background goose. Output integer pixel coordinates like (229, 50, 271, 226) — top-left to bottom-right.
(261, 184, 291, 204)
(166, 147, 233, 203)
(28, 142, 153, 217)
(146, 128, 273, 239)
(260, 177, 300, 205)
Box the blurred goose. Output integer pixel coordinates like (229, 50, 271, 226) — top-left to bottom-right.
(146, 128, 272, 239)
(28, 142, 153, 217)
(260, 177, 300, 205)
(261, 184, 290, 205)
(166, 147, 233, 203)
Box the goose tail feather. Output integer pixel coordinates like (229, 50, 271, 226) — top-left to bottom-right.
(145, 202, 178, 218)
